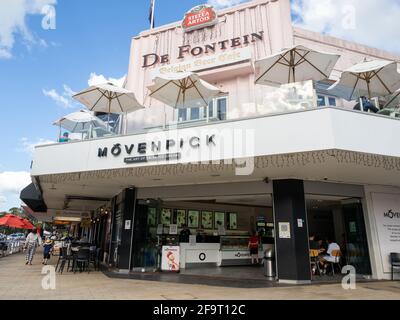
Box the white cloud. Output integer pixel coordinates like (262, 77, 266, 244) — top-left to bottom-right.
(0, 171, 32, 211)
(43, 84, 77, 108)
(207, 0, 250, 9)
(0, 195, 6, 205)
(0, 171, 31, 210)
(19, 137, 54, 156)
(292, 0, 400, 54)
(0, 0, 57, 59)
(88, 73, 126, 87)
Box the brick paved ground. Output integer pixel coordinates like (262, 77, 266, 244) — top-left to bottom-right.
(1, 249, 399, 300)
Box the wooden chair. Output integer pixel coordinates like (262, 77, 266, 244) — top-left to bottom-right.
(310, 249, 321, 277)
(329, 250, 342, 275)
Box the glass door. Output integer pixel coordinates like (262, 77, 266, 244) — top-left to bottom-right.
(341, 201, 372, 275)
(131, 202, 159, 270)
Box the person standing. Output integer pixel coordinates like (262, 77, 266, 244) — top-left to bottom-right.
(42, 238, 53, 265)
(179, 224, 191, 243)
(248, 232, 260, 265)
(24, 228, 42, 265)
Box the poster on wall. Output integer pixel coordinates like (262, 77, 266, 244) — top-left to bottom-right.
(161, 246, 180, 272)
(278, 222, 291, 239)
(214, 212, 225, 228)
(201, 211, 213, 229)
(188, 210, 199, 228)
(228, 212, 238, 230)
(371, 193, 400, 273)
(147, 207, 157, 227)
(169, 224, 178, 235)
(161, 208, 171, 226)
(175, 209, 186, 228)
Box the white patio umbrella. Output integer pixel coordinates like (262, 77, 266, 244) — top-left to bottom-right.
(53, 110, 108, 139)
(255, 45, 340, 86)
(328, 60, 400, 100)
(148, 72, 221, 109)
(53, 110, 107, 132)
(72, 82, 143, 132)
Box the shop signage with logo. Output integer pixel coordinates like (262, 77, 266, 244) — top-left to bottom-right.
(371, 193, 400, 273)
(182, 5, 218, 32)
(97, 134, 216, 164)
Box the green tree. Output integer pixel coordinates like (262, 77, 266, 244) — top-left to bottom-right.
(8, 207, 25, 217)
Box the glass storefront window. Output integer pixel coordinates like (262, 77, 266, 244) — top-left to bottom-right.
(178, 108, 187, 122)
(317, 95, 326, 107)
(191, 107, 200, 120)
(306, 196, 371, 276)
(177, 96, 228, 123)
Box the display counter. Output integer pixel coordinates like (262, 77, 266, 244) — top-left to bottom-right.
(179, 235, 275, 268)
(217, 236, 271, 266)
(180, 242, 220, 268)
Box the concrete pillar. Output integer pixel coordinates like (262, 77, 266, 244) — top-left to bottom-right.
(273, 179, 311, 284)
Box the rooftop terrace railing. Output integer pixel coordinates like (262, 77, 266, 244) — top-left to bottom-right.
(56, 81, 400, 144)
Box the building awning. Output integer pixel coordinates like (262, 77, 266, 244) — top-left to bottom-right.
(20, 183, 47, 212)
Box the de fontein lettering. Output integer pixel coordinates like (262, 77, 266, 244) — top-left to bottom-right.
(142, 31, 264, 68)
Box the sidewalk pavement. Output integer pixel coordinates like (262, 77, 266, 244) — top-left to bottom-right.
(0, 249, 399, 300)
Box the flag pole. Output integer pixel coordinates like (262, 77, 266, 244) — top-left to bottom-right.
(150, 0, 156, 29)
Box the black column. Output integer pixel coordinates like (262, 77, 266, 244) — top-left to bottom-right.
(273, 179, 311, 283)
(117, 187, 137, 270)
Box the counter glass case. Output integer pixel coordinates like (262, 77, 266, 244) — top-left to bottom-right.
(220, 236, 249, 251)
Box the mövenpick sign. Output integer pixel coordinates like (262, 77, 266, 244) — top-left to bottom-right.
(182, 5, 218, 32)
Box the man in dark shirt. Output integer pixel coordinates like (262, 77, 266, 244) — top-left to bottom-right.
(353, 96, 379, 113)
(179, 224, 191, 243)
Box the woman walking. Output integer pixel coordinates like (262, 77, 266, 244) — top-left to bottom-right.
(24, 228, 42, 265)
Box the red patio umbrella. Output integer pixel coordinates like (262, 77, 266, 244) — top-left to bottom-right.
(0, 214, 26, 229)
(15, 216, 35, 230)
(21, 218, 35, 230)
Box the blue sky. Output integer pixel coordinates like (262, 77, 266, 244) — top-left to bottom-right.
(0, 0, 220, 211)
(0, 0, 399, 211)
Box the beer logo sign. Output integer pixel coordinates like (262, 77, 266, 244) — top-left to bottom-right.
(182, 5, 218, 32)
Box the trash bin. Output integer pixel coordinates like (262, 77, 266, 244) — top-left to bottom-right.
(263, 247, 276, 278)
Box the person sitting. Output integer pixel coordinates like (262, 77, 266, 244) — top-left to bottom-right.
(58, 132, 70, 143)
(353, 96, 379, 113)
(319, 239, 341, 273)
(318, 237, 328, 254)
(309, 234, 320, 250)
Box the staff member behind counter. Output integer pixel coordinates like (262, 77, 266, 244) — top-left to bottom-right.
(179, 224, 191, 243)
